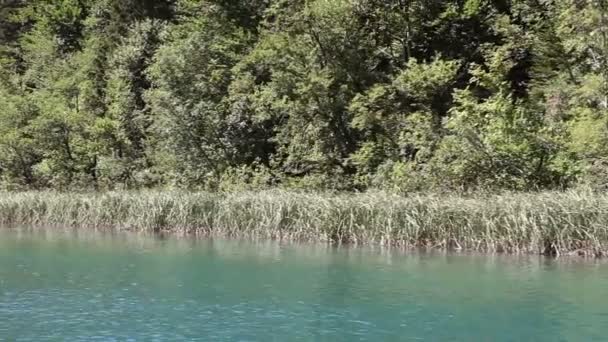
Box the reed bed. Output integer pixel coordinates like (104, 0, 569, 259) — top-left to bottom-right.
(1, 190, 607, 256)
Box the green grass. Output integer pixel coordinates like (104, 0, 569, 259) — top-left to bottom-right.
(1, 190, 607, 256)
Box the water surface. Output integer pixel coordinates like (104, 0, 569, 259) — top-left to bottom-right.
(0, 228, 607, 341)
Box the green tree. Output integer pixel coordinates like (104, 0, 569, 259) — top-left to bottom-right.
(146, 5, 251, 188)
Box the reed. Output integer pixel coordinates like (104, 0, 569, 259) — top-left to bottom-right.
(1, 190, 607, 256)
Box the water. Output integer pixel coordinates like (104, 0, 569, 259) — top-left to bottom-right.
(0, 229, 607, 341)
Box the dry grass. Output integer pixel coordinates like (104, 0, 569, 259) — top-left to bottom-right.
(1, 190, 607, 256)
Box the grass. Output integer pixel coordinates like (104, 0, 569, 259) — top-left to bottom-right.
(0, 190, 607, 256)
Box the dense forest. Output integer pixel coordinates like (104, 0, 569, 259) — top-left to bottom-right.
(1, 0, 608, 192)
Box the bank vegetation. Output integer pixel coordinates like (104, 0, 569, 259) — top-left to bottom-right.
(1, 190, 607, 257)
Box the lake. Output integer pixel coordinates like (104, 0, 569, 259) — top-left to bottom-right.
(0, 228, 607, 341)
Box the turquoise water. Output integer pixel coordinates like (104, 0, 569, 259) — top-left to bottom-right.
(1, 229, 607, 341)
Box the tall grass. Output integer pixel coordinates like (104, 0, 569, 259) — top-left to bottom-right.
(1, 190, 607, 256)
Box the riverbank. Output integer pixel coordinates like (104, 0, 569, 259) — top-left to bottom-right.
(0, 190, 607, 257)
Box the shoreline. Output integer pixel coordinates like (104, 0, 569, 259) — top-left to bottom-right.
(1, 190, 607, 257)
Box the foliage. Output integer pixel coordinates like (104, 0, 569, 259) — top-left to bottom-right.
(1, 0, 608, 192)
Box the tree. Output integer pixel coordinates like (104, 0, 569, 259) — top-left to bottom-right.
(146, 5, 251, 188)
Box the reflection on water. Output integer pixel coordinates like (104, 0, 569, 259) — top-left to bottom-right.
(0, 228, 607, 341)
